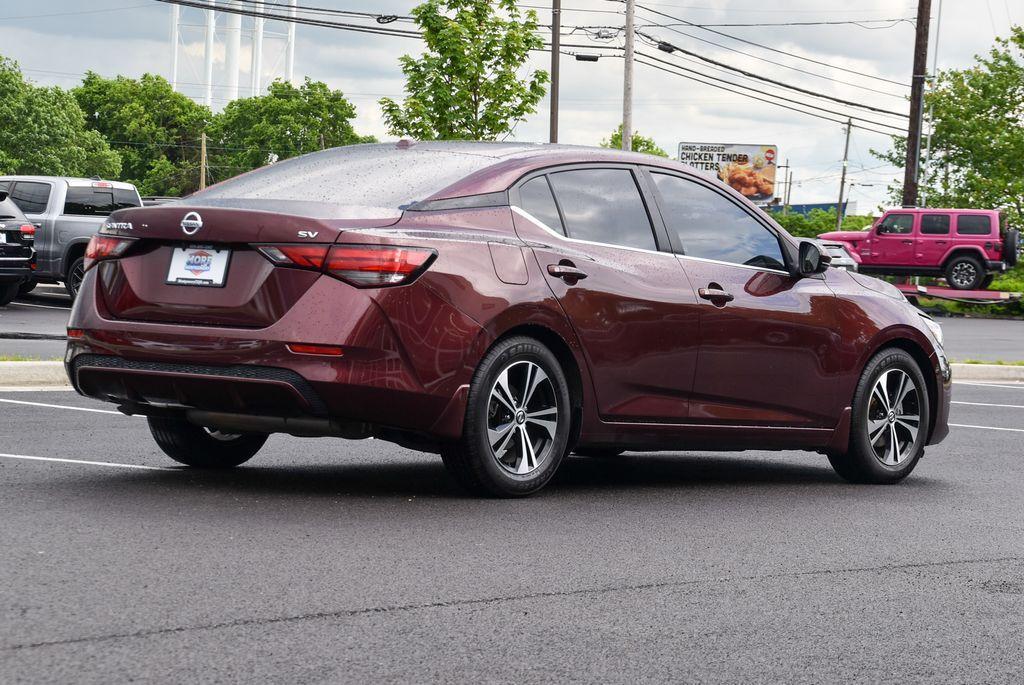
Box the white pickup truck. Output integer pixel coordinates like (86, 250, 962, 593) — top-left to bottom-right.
(0, 176, 142, 300)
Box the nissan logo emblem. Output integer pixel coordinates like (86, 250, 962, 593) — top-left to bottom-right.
(181, 211, 203, 236)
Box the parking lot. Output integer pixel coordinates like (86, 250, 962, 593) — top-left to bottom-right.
(1, 363, 1024, 680)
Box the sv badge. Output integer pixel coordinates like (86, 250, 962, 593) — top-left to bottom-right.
(298, 231, 319, 239)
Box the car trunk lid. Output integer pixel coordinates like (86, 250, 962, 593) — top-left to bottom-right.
(96, 205, 399, 328)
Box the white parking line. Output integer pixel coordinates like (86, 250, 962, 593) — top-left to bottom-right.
(952, 401, 1024, 409)
(0, 453, 173, 471)
(954, 381, 1024, 390)
(950, 423, 1024, 433)
(8, 301, 70, 311)
(0, 398, 127, 415)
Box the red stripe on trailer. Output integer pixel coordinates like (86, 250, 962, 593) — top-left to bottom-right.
(895, 283, 1022, 302)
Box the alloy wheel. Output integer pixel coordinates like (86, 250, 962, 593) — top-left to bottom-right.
(866, 368, 921, 466)
(950, 262, 977, 288)
(486, 360, 559, 476)
(69, 261, 85, 297)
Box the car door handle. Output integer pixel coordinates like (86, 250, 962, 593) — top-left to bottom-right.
(902, 240, 914, 245)
(547, 263, 588, 281)
(698, 287, 734, 303)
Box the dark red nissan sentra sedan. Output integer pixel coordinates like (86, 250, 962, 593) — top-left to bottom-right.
(65, 142, 951, 496)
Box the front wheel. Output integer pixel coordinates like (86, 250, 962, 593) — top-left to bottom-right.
(148, 416, 267, 468)
(440, 336, 572, 497)
(828, 348, 930, 484)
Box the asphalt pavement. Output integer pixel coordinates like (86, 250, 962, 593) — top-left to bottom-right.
(1, 381, 1023, 682)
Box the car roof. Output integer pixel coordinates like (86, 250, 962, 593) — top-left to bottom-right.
(883, 207, 1000, 215)
(0, 175, 138, 191)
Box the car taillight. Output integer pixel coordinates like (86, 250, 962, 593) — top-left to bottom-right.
(83, 235, 134, 271)
(19, 224, 35, 241)
(256, 243, 435, 288)
(324, 245, 436, 287)
(256, 244, 330, 269)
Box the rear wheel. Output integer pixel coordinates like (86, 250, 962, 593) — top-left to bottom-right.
(64, 256, 85, 301)
(17, 279, 37, 296)
(944, 254, 983, 290)
(148, 416, 267, 468)
(828, 348, 929, 484)
(440, 336, 571, 497)
(0, 281, 18, 306)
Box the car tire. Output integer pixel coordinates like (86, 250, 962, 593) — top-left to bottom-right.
(828, 348, 930, 484)
(944, 254, 984, 290)
(1004, 229, 1019, 267)
(64, 256, 85, 301)
(440, 336, 572, 497)
(0, 281, 19, 306)
(148, 416, 267, 468)
(17, 279, 37, 296)
(573, 448, 625, 458)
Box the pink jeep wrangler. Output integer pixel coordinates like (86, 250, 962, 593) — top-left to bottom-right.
(819, 208, 1020, 289)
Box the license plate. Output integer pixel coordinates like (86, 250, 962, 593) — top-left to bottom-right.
(166, 246, 231, 287)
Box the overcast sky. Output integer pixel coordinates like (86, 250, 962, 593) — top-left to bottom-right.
(0, 0, 1017, 211)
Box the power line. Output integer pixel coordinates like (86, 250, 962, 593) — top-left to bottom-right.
(0, 3, 151, 21)
(626, 17, 908, 100)
(636, 32, 909, 119)
(651, 18, 914, 29)
(633, 2, 911, 89)
(634, 51, 903, 136)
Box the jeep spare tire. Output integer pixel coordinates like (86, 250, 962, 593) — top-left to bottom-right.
(1005, 229, 1020, 267)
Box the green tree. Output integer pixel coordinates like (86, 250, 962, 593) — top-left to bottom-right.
(73, 72, 210, 196)
(770, 208, 875, 238)
(0, 56, 120, 178)
(875, 26, 1024, 226)
(208, 78, 374, 179)
(379, 0, 548, 140)
(600, 124, 669, 157)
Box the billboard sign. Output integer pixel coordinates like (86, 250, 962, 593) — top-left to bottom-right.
(677, 142, 778, 203)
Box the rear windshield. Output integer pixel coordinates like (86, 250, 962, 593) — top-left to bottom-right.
(183, 144, 500, 218)
(0, 198, 26, 221)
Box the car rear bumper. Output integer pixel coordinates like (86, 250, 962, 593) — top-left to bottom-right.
(986, 260, 1008, 272)
(0, 262, 32, 281)
(66, 270, 482, 442)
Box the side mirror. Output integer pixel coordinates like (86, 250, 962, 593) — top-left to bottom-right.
(798, 241, 831, 276)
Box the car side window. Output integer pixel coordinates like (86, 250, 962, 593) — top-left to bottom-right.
(957, 214, 992, 235)
(0, 181, 10, 193)
(877, 214, 914, 234)
(63, 188, 115, 216)
(650, 172, 786, 271)
(10, 182, 51, 214)
(547, 168, 657, 251)
(518, 176, 565, 235)
(920, 214, 950, 235)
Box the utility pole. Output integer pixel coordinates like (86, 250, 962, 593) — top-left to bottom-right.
(203, 1, 216, 107)
(921, 0, 943, 206)
(549, 0, 561, 143)
(776, 158, 790, 215)
(199, 132, 208, 191)
(836, 118, 852, 230)
(784, 168, 793, 214)
(902, 0, 932, 207)
(622, 0, 635, 151)
(170, 4, 180, 92)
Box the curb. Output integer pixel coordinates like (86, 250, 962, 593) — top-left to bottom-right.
(0, 361, 70, 388)
(1, 361, 1022, 390)
(951, 362, 1024, 382)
